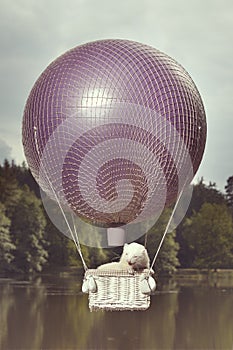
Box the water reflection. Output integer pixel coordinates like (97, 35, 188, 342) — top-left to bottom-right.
(0, 281, 15, 350)
(174, 287, 233, 349)
(0, 278, 46, 350)
(0, 274, 232, 349)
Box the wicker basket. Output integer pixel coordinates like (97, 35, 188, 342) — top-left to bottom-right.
(83, 269, 151, 311)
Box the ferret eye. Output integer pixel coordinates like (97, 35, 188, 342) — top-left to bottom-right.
(134, 255, 138, 258)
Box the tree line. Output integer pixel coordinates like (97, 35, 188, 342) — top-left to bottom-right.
(0, 159, 233, 275)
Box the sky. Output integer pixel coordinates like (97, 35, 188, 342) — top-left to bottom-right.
(0, 0, 233, 192)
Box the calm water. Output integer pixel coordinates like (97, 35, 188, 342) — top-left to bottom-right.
(0, 273, 233, 350)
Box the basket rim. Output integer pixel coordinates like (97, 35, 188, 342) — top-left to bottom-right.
(85, 268, 151, 277)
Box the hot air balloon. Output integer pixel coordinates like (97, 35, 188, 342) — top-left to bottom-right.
(22, 39, 206, 310)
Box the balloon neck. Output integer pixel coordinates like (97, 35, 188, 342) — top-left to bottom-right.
(107, 227, 126, 246)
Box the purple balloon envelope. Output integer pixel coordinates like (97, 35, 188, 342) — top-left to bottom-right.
(22, 39, 206, 230)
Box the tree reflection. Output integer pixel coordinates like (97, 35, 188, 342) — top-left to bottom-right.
(81, 288, 179, 349)
(0, 278, 46, 350)
(0, 275, 233, 349)
(0, 281, 15, 350)
(173, 286, 233, 349)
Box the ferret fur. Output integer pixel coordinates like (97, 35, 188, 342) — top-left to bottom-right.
(97, 242, 150, 271)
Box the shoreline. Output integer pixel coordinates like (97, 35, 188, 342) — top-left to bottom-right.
(1, 267, 233, 279)
(1, 268, 233, 289)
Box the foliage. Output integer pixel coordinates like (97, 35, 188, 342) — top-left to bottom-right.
(187, 178, 226, 216)
(43, 200, 110, 269)
(182, 203, 233, 268)
(10, 186, 48, 274)
(0, 162, 21, 218)
(145, 209, 180, 274)
(45, 218, 82, 268)
(177, 179, 228, 267)
(0, 203, 16, 272)
(225, 176, 233, 212)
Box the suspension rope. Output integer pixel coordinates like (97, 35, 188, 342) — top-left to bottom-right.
(33, 127, 88, 271)
(144, 231, 148, 248)
(71, 213, 88, 271)
(47, 177, 88, 271)
(150, 189, 184, 272)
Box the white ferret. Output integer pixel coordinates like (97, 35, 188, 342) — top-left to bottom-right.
(97, 242, 150, 271)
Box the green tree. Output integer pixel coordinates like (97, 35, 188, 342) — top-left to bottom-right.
(45, 218, 82, 269)
(0, 203, 15, 273)
(225, 176, 233, 211)
(145, 209, 180, 274)
(177, 179, 227, 267)
(11, 161, 41, 198)
(10, 186, 48, 274)
(186, 178, 226, 216)
(183, 203, 233, 268)
(0, 176, 21, 218)
(41, 196, 89, 269)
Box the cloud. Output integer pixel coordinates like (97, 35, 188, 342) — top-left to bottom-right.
(0, 139, 12, 163)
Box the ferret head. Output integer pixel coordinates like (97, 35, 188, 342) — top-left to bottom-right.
(122, 242, 150, 270)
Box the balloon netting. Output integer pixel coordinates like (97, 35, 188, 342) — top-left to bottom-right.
(22, 39, 206, 227)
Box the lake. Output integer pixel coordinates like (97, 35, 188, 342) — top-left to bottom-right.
(0, 272, 232, 350)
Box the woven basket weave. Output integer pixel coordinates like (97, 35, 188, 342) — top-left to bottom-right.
(84, 269, 150, 311)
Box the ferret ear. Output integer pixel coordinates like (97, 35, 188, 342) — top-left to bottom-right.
(123, 243, 128, 250)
